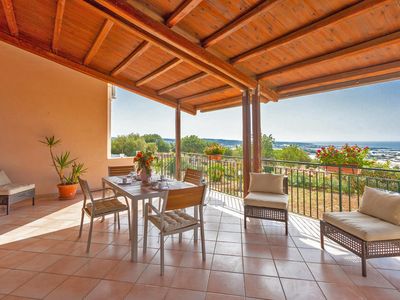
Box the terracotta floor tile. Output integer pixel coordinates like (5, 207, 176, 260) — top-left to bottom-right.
(244, 274, 285, 299)
(16, 253, 62, 271)
(242, 244, 272, 259)
(186, 240, 216, 254)
(241, 233, 268, 245)
(137, 264, 177, 287)
(280, 278, 325, 300)
(74, 258, 118, 278)
(205, 293, 244, 300)
(275, 260, 314, 280)
(204, 231, 218, 241)
(2, 295, 35, 300)
(0, 269, 36, 294)
(298, 248, 336, 264)
(270, 246, 303, 261)
(150, 250, 185, 266)
(214, 242, 242, 256)
(171, 267, 210, 291)
(211, 254, 243, 273)
(166, 288, 206, 300)
(179, 252, 213, 269)
(308, 262, 352, 284)
(45, 256, 89, 275)
(11, 272, 67, 299)
(44, 276, 99, 300)
(20, 239, 59, 252)
(220, 216, 241, 225)
(359, 286, 400, 300)
(318, 282, 366, 300)
(369, 257, 400, 270)
(216, 232, 241, 243)
(85, 279, 132, 300)
(124, 284, 168, 300)
(341, 265, 394, 288)
(95, 244, 130, 260)
(219, 224, 241, 233)
(207, 271, 244, 296)
(267, 235, 295, 247)
(377, 268, 400, 289)
(243, 257, 277, 277)
(0, 251, 38, 269)
(105, 260, 147, 283)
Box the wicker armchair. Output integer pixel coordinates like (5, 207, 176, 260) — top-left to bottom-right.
(143, 185, 207, 275)
(78, 178, 131, 252)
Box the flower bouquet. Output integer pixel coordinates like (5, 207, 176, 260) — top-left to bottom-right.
(133, 151, 156, 183)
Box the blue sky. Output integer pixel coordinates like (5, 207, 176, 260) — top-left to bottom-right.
(111, 80, 400, 142)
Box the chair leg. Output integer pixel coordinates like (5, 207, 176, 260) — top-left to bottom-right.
(285, 210, 288, 236)
(200, 224, 206, 261)
(114, 212, 117, 224)
(6, 199, 9, 215)
(117, 212, 121, 230)
(86, 216, 94, 253)
(179, 233, 183, 243)
(32, 196, 35, 206)
(361, 242, 367, 277)
(244, 208, 247, 229)
(79, 210, 85, 238)
(142, 199, 146, 217)
(320, 222, 325, 250)
(143, 211, 148, 252)
(127, 209, 132, 241)
(160, 233, 164, 275)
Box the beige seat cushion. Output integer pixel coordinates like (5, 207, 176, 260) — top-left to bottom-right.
(85, 199, 127, 215)
(359, 186, 400, 225)
(149, 210, 198, 232)
(0, 183, 35, 195)
(244, 192, 288, 210)
(323, 211, 400, 241)
(0, 170, 11, 186)
(249, 173, 284, 194)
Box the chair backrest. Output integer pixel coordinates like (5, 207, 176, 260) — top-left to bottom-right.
(78, 177, 94, 203)
(163, 185, 206, 212)
(183, 168, 203, 186)
(108, 165, 135, 176)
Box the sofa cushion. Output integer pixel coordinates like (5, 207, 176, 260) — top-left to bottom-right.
(323, 211, 400, 241)
(0, 170, 11, 186)
(0, 183, 35, 195)
(248, 173, 284, 194)
(244, 192, 288, 210)
(359, 186, 400, 225)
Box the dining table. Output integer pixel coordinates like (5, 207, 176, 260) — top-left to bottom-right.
(102, 176, 196, 262)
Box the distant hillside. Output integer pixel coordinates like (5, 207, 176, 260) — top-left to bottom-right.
(164, 138, 242, 148)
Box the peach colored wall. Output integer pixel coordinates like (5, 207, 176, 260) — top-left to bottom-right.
(0, 42, 109, 196)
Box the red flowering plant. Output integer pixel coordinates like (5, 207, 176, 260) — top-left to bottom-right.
(133, 150, 156, 175)
(316, 144, 370, 167)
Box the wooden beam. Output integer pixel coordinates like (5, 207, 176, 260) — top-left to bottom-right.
(0, 31, 196, 115)
(252, 85, 261, 173)
(196, 96, 242, 111)
(257, 30, 400, 80)
(136, 58, 182, 86)
(277, 60, 400, 94)
(280, 71, 400, 99)
(1, 0, 18, 37)
(166, 0, 203, 27)
(157, 72, 208, 95)
(242, 89, 251, 196)
(52, 0, 66, 53)
(202, 0, 279, 48)
(179, 85, 232, 103)
(83, 18, 114, 65)
(111, 41, 150, 76)
(175, 103, 182, 180)
(230, 0, 388, 64)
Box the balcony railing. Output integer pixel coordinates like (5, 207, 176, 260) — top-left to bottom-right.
(154, 153, 400, 219)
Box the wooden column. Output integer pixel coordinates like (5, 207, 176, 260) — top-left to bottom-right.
(242, 89, 251, 196)
(175, 103, 182, 180)
(252, 85, 262, 173)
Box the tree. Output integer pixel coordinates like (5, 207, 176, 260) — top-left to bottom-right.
(261, 134, 274, 159)
(142, 134, 171, 153)
(111, 133, 147, 157)
(274, 145, 311, 162)
(181, 135, 208, 154)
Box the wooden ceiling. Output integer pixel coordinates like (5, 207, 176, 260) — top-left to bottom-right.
(1, 0, 400, 114)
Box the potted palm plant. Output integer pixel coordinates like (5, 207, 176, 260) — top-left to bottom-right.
(204, 143, 225, 161)
(40, 136, 86, 199)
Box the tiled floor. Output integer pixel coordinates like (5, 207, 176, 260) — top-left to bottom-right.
(0, 191, 399, 299)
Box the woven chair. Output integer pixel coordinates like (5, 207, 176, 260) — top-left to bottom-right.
(143, 185, 207, 275)
(78, 177, 131, 252)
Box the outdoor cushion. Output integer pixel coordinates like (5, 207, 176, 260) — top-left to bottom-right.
(244, 192, 288, 210)
(85, 198, 127, 215)
(248, 173, 284, 194)
(0, 170, 11, 186)
(323, 211, 400, 241)
(149, 210, 198, 232)
(359, 186, 400, 226)
(0, 183, 35, 195)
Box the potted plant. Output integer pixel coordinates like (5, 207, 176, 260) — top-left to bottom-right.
(316, 144, 369, 175)
(40, 136, 86, 199)
(133, 150, 156, 184)
(204, 143, 225, 161)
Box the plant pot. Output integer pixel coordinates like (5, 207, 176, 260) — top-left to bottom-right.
(324, 165, 361, 175)
(58, 183, 78, 200)
(208, 154, 222, 161)
(140, 169, 151, 184)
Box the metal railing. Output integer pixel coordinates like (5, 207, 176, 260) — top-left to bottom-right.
(154, 153, 400, 219)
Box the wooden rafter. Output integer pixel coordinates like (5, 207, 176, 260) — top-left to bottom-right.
(166, 0, 203, 27)
(136, 58, 182, 86)
(52, 0, 66, 53)
(1, 0, 18, 37)
(196, 96, 242, 112)
(277, 60, 400, 94)
(157, 72, 208, 95)
(83, 18, 114, 65)
(230, 0, 387, 64)
(257, 30, 400, 80)
(179, 85, 232, 103)
(111, 41, 151, 76)
(202, 0, 279, 48)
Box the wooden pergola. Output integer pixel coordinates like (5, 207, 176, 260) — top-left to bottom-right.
(1, 0, 400, 192)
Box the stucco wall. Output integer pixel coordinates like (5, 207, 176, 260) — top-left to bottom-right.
(0, 41, 109, 196)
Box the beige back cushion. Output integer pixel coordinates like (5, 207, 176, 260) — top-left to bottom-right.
(248, 173, 284, 194)
(0, 170, 11, 185)
(359, 186, 400, 225)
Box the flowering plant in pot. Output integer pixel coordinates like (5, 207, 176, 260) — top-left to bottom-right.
(133, 150, 156, 183)
(40, 136, 86, 199)
(204, 144, 225, 160)
(316, 144, 369, 174)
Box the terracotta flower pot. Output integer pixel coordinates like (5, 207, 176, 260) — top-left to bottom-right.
(58, 183, 78, 200)
(208, 154, 222, 161)
(324, 165, 361, 175)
